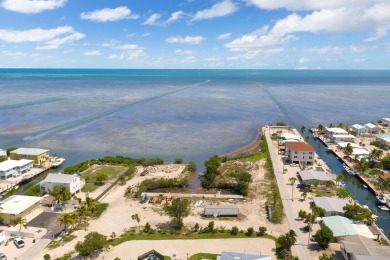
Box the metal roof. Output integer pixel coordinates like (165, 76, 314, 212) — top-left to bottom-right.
(11, 148, 49, 156)
(322, 216, 357, 237)
(313, 197, 349, 214)
(0, 159, 33, 172)
(298, 170, 333, 182)
(43, 173, 79, 184)
(341, 235, 390, 257)
(0, 195, 42, 215)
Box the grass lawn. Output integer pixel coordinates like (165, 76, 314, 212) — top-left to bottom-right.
(110, 232, 276, 247)
(189, 253, 220, 260)
(80, 165, 127, 192)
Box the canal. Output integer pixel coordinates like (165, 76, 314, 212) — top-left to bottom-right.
(306, 133, 390, 237)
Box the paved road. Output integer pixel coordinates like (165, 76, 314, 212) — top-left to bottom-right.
(18, 238, 51, 260)
(265, 130, 312, 260)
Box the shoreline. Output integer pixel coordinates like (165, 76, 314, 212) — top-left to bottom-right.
(219, 128, 262, 158)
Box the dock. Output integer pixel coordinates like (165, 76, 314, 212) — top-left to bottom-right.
(310, 129, 380, 196)
(0, 161, 54, 195)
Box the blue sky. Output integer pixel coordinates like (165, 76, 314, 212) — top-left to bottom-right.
(0, 0, 389, 69)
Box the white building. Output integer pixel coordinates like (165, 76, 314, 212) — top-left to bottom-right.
(0, 149, 6, 157)
(376, 134, 390, 149)
(313, 197, 349, 217)
(326, 127, 348, 138)
(351, 124, 368, 136)
(298, 170, 333, 185)
(286, 142, 315, 165)
(332, 134, 356, 142)
(365, 123, 381, 134)
(40, 173, 85, 194)
(0, 159, 34, 180)
(382, 118, 390, 127)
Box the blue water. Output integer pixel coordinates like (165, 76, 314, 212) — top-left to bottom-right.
(1, 69, 390, 232)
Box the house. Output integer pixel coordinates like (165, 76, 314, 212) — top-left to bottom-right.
(285, 142, 315, 165)
(351, 124, 368, 136)
(10, 148, 49, 165)
(313, 197, 349, 216)
(218, 251, 271, 260)
(204, 205, 239, 217)
(0, 195, 43, 225)
(40, 173, 85, 194)
(376, 134, 390, 149)
(340, 234, 390, 260)
(382, 118, 390, 127)
(326, 127, 348, 138)
(0, 159, 34, 180)
(280, 133, 300, 141)
(365, 123, 381, 134)
(322, 216, 357, 240)
(298, 170, 333, 185)
(332, 134, 356, 142)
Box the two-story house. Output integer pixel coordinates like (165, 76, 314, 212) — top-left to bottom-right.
(40, 173, 85, 194)
(286, 142, 315, 165)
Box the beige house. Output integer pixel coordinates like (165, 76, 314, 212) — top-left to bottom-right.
(286, 142, 315, 165)
(0, 195, 43, 225)
(10, 148, 49, 165)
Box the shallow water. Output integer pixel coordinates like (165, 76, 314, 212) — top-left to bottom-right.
(1, 69, 390, 232)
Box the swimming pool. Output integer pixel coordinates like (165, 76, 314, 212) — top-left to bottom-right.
(316, 167, 325, 172)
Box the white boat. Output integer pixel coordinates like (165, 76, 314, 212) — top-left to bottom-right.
(52, 157, 65, 168)
(376, 196, 387, 204)
(378, 205, 389, 211)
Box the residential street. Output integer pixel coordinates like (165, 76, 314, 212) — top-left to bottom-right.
(265, 128, 312, 260)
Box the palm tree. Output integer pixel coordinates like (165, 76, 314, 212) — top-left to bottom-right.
(77, 205, 90, 221)
(50, 186, 71, 206)
(338, 122, 344, 129)
(344, 143, 353, 157)
(356, 158, 368, 173)
(85, 197, 98, 213)
(287, 230, 297, 247)
(301, 126, 306, 134)
(131, 213, 140, 230)
(58, 213, 79, 233)
(13, 217, 27, 232)
(318, 124, 325, 132)
(289, 177, 297, 201)
(301, 190, 308, 201)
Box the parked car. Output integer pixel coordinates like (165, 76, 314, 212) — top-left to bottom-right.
(128, 183, 137, 189)
(0, 253, 7, 260)
(13, 238, 25, 248)
(296, 183, 311, 189)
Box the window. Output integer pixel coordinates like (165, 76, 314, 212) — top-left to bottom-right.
(303, 152, 305, 154)
(309, 157, 313, 159)
(302, 156, 305, 159)
(294, 156, 297, 158)
(294, 151, 298, 154)
(309, 152, 313, 154)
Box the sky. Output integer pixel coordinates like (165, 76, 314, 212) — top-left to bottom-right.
(0, 0, 390, 69)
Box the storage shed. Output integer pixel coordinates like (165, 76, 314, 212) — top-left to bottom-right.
(204, 205, 239, 217)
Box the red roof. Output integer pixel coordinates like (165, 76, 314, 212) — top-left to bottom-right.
(286, 142, 315, 152)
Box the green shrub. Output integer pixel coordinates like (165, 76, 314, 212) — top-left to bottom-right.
(246, 227, 254, 236)
(174, 158, 183, 164)
(187, 161, 197, 172)
(230, 226, 239, 235)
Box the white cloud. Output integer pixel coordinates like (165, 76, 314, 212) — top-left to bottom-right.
(305, 46, 365, 54)
(192, 0, 238, 21)
(1, 0, 66, 14)
(113, 44, 140, 50)
(143, 13, 161, 25)
(246, 0, 369, 11)
(225, 26, 297, 52)
(227, 48, 284, 60)
(217, 33, 232, 40)
(166, 11, 185, 24)
(143, 11, 184, 26)
(1, 50, 39, 57)
(166, 36, 205, 45)
(84, 50, 102, 56)
(175, 49, 195, 55)
(247, 0, 390, 41)
(102, 42, 146, 60)
(299, 57, 310, 64)
(127, 32, 151, 37)
(38, 32, 85, 50)
(0, 26, 84, 49)
(0, 26, 74, 42)
(81, 6, 138, 22)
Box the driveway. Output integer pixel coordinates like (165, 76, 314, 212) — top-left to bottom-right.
(28, 212, 63, 239)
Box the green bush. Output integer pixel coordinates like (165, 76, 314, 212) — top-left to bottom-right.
(230, 226, 239, 235)
(136, 177, 188, 197)
(246, 227, 254, 236)
(174, 158, 183, 164)
(187, 161, 197, 172)
(258, 226, 267, 236)
(75, 232, 108, 256)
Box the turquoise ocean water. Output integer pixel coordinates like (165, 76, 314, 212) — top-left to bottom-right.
(1, 69, 390, 233)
